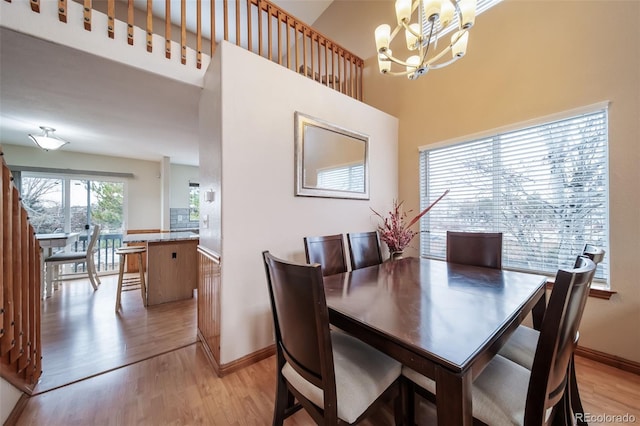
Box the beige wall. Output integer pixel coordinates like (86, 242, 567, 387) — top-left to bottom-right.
(2, 144, 163, 230)
(199, 41, 398, 364)
(327, 0, 639, 362)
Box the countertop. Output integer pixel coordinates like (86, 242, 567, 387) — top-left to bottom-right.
(123, 231, 199, 243)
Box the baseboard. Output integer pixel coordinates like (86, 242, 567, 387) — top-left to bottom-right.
(197, 331, 220, 376)
(575, 346, 640, 375)
(3, 393, 29, 426)
(218, 345, 276, 377)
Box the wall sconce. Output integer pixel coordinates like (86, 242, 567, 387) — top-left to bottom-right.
(204, 189, 215, 203)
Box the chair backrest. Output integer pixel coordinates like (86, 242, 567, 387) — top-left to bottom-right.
(347, 231, 382, 270)
(87, 225, 101, 253)
(304, 234, 348, 277)
(581, 244, 605, 265)
(525, 256, 596, 425)
(446, 231, 503, 269)
(262, 251, 335, 393)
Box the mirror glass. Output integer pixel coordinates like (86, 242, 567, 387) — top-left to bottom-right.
(295, 112, 369, 199)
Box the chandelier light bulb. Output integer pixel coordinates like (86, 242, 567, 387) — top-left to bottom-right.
(405, 23, 420, 50)
(452, 30, 469, 57)
(395, 0, 412, 24)
(375, 24, 391, 51)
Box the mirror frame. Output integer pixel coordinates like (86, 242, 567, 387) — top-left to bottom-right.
(294, 112, 370, 200)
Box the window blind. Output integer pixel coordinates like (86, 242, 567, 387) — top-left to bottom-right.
(317, 164, 365, 192)
(419, 106, 609, 284)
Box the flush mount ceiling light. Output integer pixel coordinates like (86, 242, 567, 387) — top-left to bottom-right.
(374, 0, 478, 80)
(28, 126, 69, 151)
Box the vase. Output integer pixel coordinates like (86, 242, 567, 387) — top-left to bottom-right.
(389, 251, 404, 261)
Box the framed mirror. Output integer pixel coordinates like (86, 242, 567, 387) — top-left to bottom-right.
(295, 112, 370, 200)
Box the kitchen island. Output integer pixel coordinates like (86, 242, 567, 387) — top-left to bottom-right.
(123, 231, 199, 306)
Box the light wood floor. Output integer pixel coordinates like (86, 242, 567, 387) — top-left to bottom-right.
(14, 275, 640, 425)
(36, 274, 197, 393)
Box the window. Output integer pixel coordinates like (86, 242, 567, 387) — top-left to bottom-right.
(316, 163, 365, 192)
(189, 183, 200, 221)
(419, 104, 609, 285)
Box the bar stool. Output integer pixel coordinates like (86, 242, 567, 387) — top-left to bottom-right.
(115, 246, 147, 312)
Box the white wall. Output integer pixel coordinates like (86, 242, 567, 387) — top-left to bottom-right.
(199, 42, 399, 364)
(170, 164, 199, 208)
(0, 378, 21, 424)
(2, 144, 162, 230)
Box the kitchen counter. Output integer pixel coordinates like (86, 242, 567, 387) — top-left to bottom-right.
(124, 231, 199, 306)
(123, 231, 199, 243)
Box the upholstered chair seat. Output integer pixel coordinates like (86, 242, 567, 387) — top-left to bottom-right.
(282, 330, 401, 424)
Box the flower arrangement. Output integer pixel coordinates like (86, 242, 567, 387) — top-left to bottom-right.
(372, 189, 449, 254)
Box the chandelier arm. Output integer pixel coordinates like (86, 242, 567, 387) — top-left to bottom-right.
(381, 49, 419, 68)
(424, 28, 468, 66)
(428, 55, 461, 70)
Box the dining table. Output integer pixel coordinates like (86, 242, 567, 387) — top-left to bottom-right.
(323, 256, 548, 426)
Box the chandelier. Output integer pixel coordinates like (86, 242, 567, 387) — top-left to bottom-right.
(374, 0, 477, 80)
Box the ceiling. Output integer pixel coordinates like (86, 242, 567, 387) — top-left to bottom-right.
(0, 0, 334, 167)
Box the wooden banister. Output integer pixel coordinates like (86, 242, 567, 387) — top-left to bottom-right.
(0, 148, 42, 392)
(7, 0, 364, 100)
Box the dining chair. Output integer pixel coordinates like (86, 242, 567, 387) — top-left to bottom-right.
(303, 234, 348, 277)
(262, 251, 402, 425)
(446, 231, 503, 269)
(44, 225, 101, 291)
(346, 231, 382, 270)
(402, 255, 596, 425)
(498, 244, 605, 425)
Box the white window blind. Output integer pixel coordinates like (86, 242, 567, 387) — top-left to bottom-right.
(419, 106, 609, 284)
(317, 164, 365, 192)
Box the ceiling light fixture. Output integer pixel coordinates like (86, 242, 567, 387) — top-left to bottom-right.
(28, 126, 69, 151)
(375, 0, 477, 80)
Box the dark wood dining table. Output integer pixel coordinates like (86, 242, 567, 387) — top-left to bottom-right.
(323, 257, 547, 426)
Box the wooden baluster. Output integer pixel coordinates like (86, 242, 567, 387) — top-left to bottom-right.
(343, 52, 348, 94)
(181, 0, 186, 64)
(210, 0, 216, 56)
(31, 234, 42, 384)
(58, 0, 67, 23)
(17, 207, 29, 372)
(30, 0, 40, 13)
(223, 0, 229, 41)
(1, 166, 14, 357)
(331, 45, 336, 90)
(146, 0, 153, 52)
(165, 0, 171, 59)
(339, 50, 344, 94)
(83, 0, 92, 31)
(324, 39, 328, 86)
(127, 0, 134, 45)
(317, 36, 322, 84)
(246, 0, 252, 52)
(302, 27, 307, 78)
(267, 3, 272, 61)
(310, 33, 314, 80)
(197, 0, 202, 69)
(235, 0, 241, 46)
(358, 61, 363, 100)
(277, 10, 282, 65)
(9, 187, 22, 365)
(107, 0, 115, 39)
(257, 0, 263, 57)
(285, 16, 290, 70)
(294, 23, 299, 74)
(351, 58, 356, 98)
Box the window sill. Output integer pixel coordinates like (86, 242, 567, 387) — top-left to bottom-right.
(545, 281, 616, 300)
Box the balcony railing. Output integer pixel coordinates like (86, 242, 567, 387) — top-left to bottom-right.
(7, 0, 364, 100)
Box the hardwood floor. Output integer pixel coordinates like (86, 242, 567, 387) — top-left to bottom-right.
(13, 275, 640, 425)
(36, 274, 197, 393)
